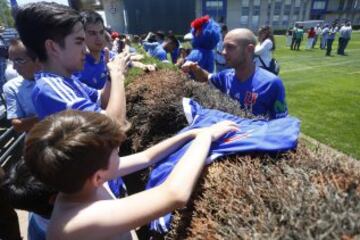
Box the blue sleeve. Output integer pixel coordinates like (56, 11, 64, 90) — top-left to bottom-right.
(209, 71, 227, 93)
(75, 80, 99, 104)
(270, 78, 288, 119)
(155, 50, 168, 61)
(3, 83, 25, 119)
(143, 42, 159, 52)
(32, 82, 101, 120)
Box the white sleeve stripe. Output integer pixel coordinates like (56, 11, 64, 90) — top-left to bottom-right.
(48, 77, 77, 100)
(159, 217, 169, 232)
(182, 98, 193, 124)
(72, 79, 90, 98)
(42, 78, 73, 101)
(53, 77, 78, 99)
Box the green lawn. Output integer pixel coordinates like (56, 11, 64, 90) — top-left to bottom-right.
(274, 32, 360, 159)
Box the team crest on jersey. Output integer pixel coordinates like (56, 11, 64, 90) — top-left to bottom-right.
(244, 91, 258, 106)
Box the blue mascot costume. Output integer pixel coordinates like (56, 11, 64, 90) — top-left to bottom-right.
(185, 15, 221, 73)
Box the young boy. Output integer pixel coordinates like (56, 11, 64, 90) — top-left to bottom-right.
(76, 10, 109, 90)
(25, 110, 237, 239)
(15, 2, 129, 127)
(2, 38, 41, 132)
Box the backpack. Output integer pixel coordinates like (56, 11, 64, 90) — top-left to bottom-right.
(259, 56, 280, 75)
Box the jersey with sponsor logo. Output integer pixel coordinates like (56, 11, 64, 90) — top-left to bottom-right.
(32, 72, 101, 119)
(210, 67, 288, 119)
(147, 98, 300, 233)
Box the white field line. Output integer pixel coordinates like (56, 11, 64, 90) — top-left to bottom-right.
(277, 48, 360, 61)
(280, 59, 359, 74)
(346, 70, 360, 74)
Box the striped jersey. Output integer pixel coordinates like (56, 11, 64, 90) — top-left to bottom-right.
(32, 72, 101, 119)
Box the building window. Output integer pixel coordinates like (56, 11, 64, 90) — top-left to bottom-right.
(303, 4, 308, 18)
(313, 1, 326, 10)
(241, 7, 250, 15)
(253, 5, 261, 15)
(282, 15, 289, 26)
(295, 0, 301, 7)
(294, 7, 300, 15)
(338, 0, 345, 10)
(242, 0, 249, 7)
(284, 5, 291, 15)
(274, 2, 282, 15)
(267, 1, 272, 17)
(346, 0, 354, 9)
(253, 0, 260, 6)
(240, 15, 249, 25)
(206, 1, 224, 9)
(252, 16, 259, 27)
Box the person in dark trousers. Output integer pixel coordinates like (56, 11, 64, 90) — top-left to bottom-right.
(337, 22, 352, 55)
(290, 24, 298, 50)
(326, 25, 337, 56)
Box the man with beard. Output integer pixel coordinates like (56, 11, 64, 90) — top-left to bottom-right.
(182, 28, 288, 119)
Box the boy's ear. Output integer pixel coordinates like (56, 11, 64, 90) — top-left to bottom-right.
(44, 39, 62, 58)
(90, 170, 106, 187)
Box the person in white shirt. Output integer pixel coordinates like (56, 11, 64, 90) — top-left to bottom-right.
(337, 22, 352, 55)
(254, 25, 275, 70)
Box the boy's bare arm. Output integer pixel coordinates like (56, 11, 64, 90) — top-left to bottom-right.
(100, 52, 131, 127)
(59, 121, 238, 240)
(116, 129, 200, 176)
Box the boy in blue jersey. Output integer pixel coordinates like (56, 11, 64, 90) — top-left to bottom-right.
(15, 2, 130, 127)
(76, 10, 109, 90)
(182, 28, 288, 119)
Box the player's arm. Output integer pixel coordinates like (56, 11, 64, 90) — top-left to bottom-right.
(181, 61, 209, 82)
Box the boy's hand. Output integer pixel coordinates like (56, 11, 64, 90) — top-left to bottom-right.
(108, 51, 131, 75)
(205, 121, 239, 142)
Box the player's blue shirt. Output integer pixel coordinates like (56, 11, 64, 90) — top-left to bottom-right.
(210, 67, 288, 119)
(186, 48, 215, 73)
(75, 51, 108, 90)
(150, 44, 168, 62)
(32, 72, 101, 119)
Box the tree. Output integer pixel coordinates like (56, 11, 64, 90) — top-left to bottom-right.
(0, 0, 15, 27)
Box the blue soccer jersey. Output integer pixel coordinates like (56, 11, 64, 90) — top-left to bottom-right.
(75, 51, 108, 90)
(147, 98, 300, 233)
(151, 44, 168, 62)
(210, 67, 288, 119)
(32, 72, 101, 119)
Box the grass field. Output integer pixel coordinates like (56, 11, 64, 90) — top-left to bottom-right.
(274, 32, 360, 159)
